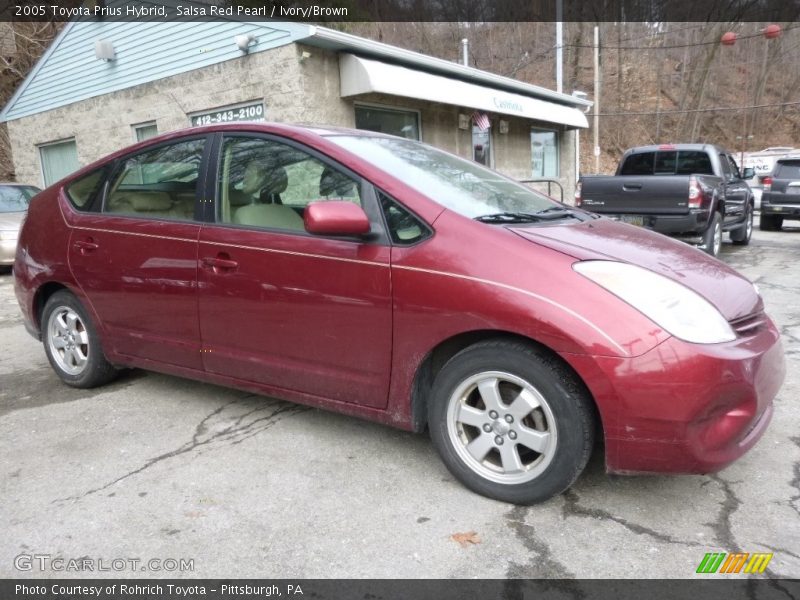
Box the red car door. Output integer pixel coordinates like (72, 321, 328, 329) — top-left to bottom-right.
(197, 134, 392, 408)
(67, 136, 209, 370)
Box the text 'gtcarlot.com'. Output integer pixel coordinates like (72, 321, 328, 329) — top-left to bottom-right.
(14, 553, 194, 572)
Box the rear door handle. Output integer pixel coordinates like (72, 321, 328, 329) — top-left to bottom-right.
(72, 239, 98, 254)
(202, 255, 239, 272)
(623, 183, 642, 191)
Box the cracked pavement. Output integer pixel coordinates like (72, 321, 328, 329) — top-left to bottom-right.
(1, 217, 799, 579)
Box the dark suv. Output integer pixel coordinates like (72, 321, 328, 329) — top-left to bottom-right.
(760, 156, 800, 230)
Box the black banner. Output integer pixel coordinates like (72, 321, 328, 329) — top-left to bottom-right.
(2, 579, 800, 600)
(3, 0, 800, 23)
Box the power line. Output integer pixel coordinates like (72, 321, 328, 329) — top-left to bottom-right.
(588, 99, 800, 117)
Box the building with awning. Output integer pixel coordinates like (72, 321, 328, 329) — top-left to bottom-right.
(1, 19, 591, 200)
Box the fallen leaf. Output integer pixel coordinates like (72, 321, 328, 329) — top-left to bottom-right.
(450, 531, 481, 547)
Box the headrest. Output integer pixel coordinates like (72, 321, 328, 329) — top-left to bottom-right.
(263, 167, 288, 195)
(319, 167, 355, 197)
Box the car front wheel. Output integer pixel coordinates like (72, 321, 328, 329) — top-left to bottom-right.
(42, 290, 117, 388)
(428, 339, 595, 505)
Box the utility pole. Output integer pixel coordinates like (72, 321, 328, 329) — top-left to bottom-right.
(556, 0, 563, 93)
(593, 25, 600, 173)
(461, 38, 468, 67)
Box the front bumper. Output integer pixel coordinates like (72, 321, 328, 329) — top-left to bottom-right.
(562, 315, 785, 474)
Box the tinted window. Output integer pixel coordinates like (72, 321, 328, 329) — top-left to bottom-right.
(379, 192, 430, 245)
(675, 151, 713, 175)
(66, 168, 107, 210)
(622, 150, 714, 176)
(620, 152, 655, 175)
(218, 136, 361, 232)
(105, 138, 204, 221)
(775, 161, 800, 179)
(0, 185, 39, 213)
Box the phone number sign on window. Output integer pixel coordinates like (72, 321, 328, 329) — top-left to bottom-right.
(191, 103, 265, 127)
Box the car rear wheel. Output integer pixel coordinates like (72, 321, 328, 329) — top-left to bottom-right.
(42, 290, 117, 388)
(428, 339, 595, 505)
(730, 204, 753, 245)
(700, 212, 722, 257)
(759, 214, 783, 231)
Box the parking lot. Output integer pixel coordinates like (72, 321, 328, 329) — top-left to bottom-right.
(1, 219, 799, 580)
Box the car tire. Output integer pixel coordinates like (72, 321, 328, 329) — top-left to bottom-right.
(730, 204, 753, 245)
(759, 214, 783, 231)
(42, 290, 117, 389)
(427, 339, 595, 505)
(701, 212, 722, 257)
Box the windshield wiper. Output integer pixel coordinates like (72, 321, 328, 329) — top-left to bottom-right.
(475, 208, 581, 223)
(474, 212, 544, 223)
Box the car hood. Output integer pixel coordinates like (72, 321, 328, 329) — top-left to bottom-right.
(0, 211, 24, 231)
(511, 217, 762, 321)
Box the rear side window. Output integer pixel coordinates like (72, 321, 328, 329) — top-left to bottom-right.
(66, 167, 108, 211)
(775, 161, 800, 179)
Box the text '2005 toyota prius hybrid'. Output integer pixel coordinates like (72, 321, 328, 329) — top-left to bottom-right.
(14, 123, 785, 504)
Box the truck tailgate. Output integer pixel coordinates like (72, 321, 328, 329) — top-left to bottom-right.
(580, 175, 692, 215)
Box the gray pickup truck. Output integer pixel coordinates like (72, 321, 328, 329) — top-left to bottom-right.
(576, 144, 755, 256)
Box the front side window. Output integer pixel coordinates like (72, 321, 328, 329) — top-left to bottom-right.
(0, 185, 39, 213)
(104, 138, 204, 221)
(218, 137, 361, 232)
(355, 105, 420, 140)
(328, 135, 555, 219)
(378, 192, 430, 245)
(531, 128, 559, 177)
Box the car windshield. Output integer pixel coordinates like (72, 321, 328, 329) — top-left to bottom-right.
(0, 185, 39, 213)
(327, 135, 556, 219)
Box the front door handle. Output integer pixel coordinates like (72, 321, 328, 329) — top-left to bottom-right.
(202, 255, 239, 273)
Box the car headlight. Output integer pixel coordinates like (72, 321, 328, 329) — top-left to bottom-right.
(573, 260, 736, 344)
(0, 230, 17, 241)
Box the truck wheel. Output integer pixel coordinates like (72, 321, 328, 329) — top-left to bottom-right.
(760, 214, 783, 231)
(731, 204, 753, 245)
(701, 212, 722, 257)
(427, 339, 595, 505)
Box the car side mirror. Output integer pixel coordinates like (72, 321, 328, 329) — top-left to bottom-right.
(304, 201, 371, 237)
(742, 167, 755, 180)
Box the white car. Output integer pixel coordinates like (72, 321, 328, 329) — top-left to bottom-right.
(0, 183, 41, 267)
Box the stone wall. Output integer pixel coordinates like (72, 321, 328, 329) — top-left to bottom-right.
(7, 42, 580, 199)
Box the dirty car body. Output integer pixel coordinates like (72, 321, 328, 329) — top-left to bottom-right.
(13, 123, 785, 504)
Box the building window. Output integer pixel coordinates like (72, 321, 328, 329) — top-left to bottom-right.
(354, 105, 420, 140)
(133, 122, 158, 142)
(472, 125, 492, 167)
(531, 128, 559, 178)
(39, 139, 79, 187)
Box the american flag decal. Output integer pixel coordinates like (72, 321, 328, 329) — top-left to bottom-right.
(472, 112, 491, 131)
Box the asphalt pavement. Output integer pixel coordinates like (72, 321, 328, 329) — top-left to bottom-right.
(1, 219, 798, 580)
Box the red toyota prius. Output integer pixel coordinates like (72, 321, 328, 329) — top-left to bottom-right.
(14, 123, 785, 504)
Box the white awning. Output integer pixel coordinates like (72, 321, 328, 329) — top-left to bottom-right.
(339, 54, 588, 129)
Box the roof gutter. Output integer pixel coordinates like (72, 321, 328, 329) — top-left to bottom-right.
(306, 25, 593, 109)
